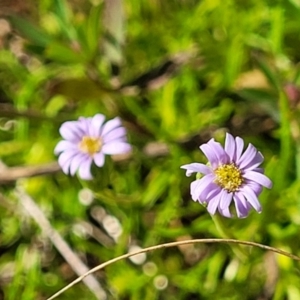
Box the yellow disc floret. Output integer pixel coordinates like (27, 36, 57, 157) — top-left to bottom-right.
(79, 136, 102, 156)
(214, 163, 244, 192)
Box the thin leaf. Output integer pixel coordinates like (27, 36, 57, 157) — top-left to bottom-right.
(8, 15, 51, 47)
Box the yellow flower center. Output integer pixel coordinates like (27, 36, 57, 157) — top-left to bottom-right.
(79, 136, 102, 156)
(214, 163, 244, 192)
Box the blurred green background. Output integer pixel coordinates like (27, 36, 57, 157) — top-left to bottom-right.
(0, 0, 300, 299)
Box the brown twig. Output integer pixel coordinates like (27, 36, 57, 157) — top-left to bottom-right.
(0, 162, 61, 184)
(47, 238, 300, 300)
(0, 103, 50, 120)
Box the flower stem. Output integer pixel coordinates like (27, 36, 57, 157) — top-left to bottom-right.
(211, 214, 247, 260)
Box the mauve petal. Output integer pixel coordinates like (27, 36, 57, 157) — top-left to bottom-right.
(234, 191, 248, 208)
(190, 179, 203, 201)
(252, 167, 263, 173)
(243, 171, 272, 188)
(233, 194, 250, 218)
(78, 117, 90, 134)
(101, 117, 122, 136)
(200, 142, 219, 168)
(208, 139, 229, 164)
(207, 195, 220, 215)
(244, 181, 263, 196)
(241, 152, 264, 171)
(225, 133, 236, 161)
(93, 152, 105, 167)
(234, 136, 244, 162)
(181, 163, 211, 176)
(69, 153, 87, 175)
(59, 122, 83, 142)
(103, 127, 127, 143)
(190, 180, 202, 201)
(219, 207, 232, 218)
(240, 185, 262, 212)
(199, 182, 219, 200)
(58, 150, 78, 174)
(190, 174, 215, 201)
(54, 140, 76, 154)
(78, 158, 93, 180)
(58, 149, 78, 165)
(105, 137, 127, 146)
(237, 144, 257, 168)
(205, 185, 222, 201)
(220, 190, 233, 210)
(102, 142, 131, 155)
(90, 114, 105, 137)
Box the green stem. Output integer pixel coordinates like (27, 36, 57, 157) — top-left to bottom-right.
(211, 214, 247, 260)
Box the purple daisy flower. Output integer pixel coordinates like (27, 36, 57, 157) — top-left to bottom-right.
(54, 114, 131, 180)
(181, 133, 272, 218)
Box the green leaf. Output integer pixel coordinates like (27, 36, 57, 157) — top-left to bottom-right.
(142, 170, 169, 206)
(45, 41, 84, 63)
(53, 0, 77, 40)
(8, 15, 51, 47)
(84, 4, 103, 57)
(256, 58, 280, 90)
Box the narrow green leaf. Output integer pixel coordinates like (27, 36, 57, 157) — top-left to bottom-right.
(45, 42, 84, 64)
(269, 7, 284, 54)
(85, 4, 103, 56)
(8, 15, 51, 47)
(256, 59, 280, 90)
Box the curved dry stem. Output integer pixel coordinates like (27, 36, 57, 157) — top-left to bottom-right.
(47, 238, 300, 300)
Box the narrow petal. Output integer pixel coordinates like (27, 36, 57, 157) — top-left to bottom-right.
(190, 174, 215, 201)
(78, 117, 90, 133)
(102, 142, 131, 155)
(190, 180, 202, 201)
(58, 150, 78, 174)
(59, 122, 83, 142)
(237, 144, 257, 168)
(93, 152, 105, 167)
(200, 183, 221, 200)
(243, 171, 272, 188)
(234, 136, 244, 162)
(240, 185, 262, 212)
(69, 153, 87, 175)
(207, 195, 221, 215)
(219, 190, 233, 210)
(234, 191, 248, 207)
(252, 167, 263, 173)
(54, 140, 76, 154)
(233, 194, 250, 218)
(78, 158, 93, 180)
(200, 142, 219, 168)
(241, 151, 264, 171)
(190, 177, 206, 201)
(101, 117, 122, 136)
(90, 114, 105, 137)
(244, 181, 263, 196)
(219, 207, 232, 218)
(180, 163, 211, 176)
(208, 139, 229, 164)
(103, 127, 127, 143)
(225, 133, 236, 161)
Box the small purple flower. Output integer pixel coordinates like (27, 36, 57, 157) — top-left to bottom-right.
(181, 133, 272, 218)
(54, 114, 131, 180)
